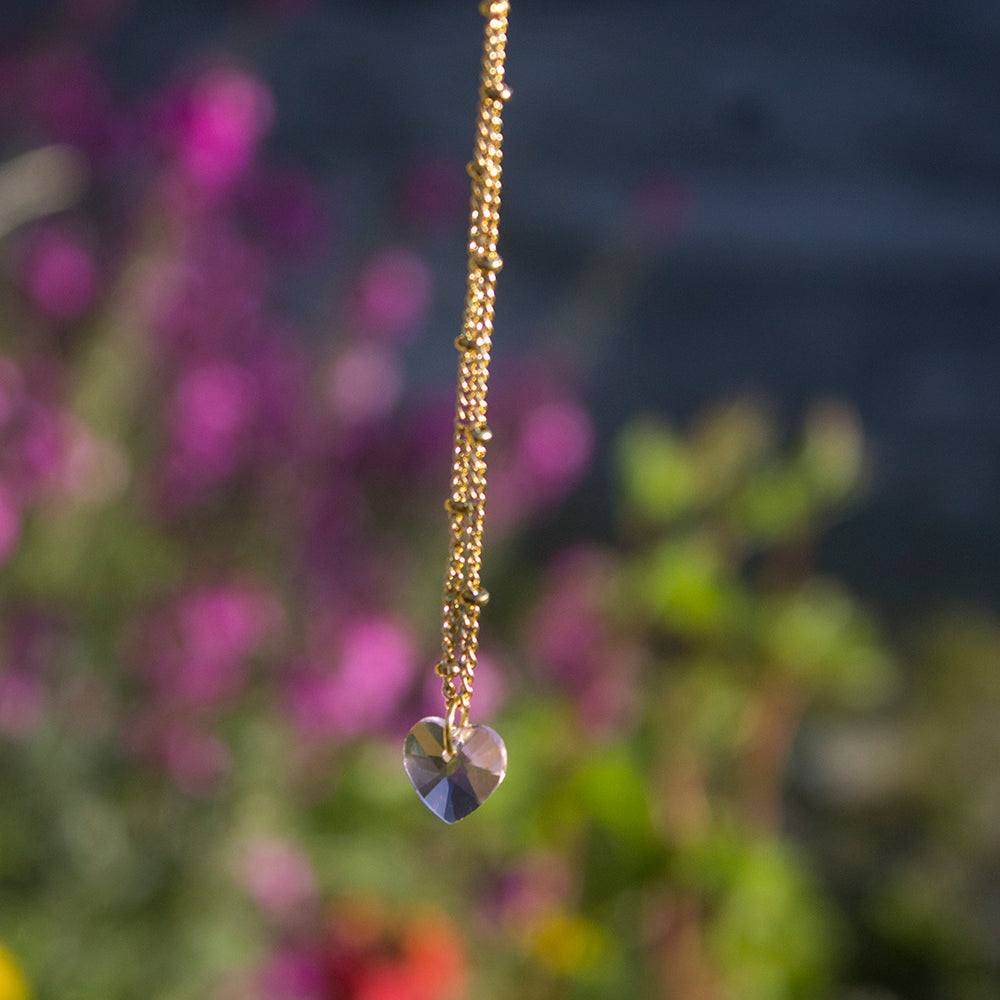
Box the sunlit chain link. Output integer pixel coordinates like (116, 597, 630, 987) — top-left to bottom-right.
(436, 0, 511, 742)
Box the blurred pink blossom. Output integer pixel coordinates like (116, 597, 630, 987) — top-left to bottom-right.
(291, 617, 416, 737)
(18, 401, 65, 485)
(0, 357, 20, 423)
(519, 399, 594, 496)
(163, 67, 274, 198)
(489, 852, 573, 929)
(0, 671, 45, 736)
(17, 47, 120, 162)
(0, 487, 21, 565)
(56, 416, 130, 504)
(161, 721, 232, 797)
(351, 249, 432, 342)
(169, 361, 253, 485)
(530, 546, 639, 733)
(178, 584, 282, 666)
(325, 345, 402, 425)
(242, 168, 330, 259)
(21, 226, 98, 320)
(260, 948, 325, 1000)
(153, 226, 270, 357)
(0, 356, 76, 517)
(139, 582, 283, 707)
(238, 837, 318, 919)
(486, 371, 595, 533)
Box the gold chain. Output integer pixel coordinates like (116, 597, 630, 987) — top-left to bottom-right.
(435, 0, 511, 747)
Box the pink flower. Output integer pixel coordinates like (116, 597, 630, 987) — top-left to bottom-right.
(21, 226, 98, 320)
(161, 722, 231, 797)
(519, 399, 594, 497)
(325, 345, 402, 425)
(484, 369, 595, 533)
(0, 487, 21, 565)
(237, 837, 317, 919)
(0, 671, 45, 736)
(18, 47, 120, 163)
(153, 225, 270, 357)
(351, 249, 432, 343)
(0, 357, 75, 510)
(530, 547, 639, 733)
(137, 582, 282, 708)
(291, 618, 416, 737)
(177, 584, 280, 667)
(172, 68, 274, 196)
(18, 401, 65, 485)
(169, 362, 253, 485)
(241, 168, 330, 259)
(489, 852, 573, 929)
(260, 949, 325, 1000)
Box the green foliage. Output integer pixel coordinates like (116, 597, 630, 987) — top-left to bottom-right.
(1, 378, 997, 1000)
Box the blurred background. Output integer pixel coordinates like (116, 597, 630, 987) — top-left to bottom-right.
(0, 1, 998, 998)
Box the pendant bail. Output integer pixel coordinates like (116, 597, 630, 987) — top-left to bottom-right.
(444, 700, 470, 756)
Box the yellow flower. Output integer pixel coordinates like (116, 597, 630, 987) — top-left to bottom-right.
(527, 911, 604, 975)
(0, 943, 28, 1000)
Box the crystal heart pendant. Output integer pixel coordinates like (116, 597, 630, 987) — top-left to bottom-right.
(403, 717, 507, 823)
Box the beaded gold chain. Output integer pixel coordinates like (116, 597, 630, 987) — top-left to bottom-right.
(437, 0, 511, 746)
(402, 1, 511, 823)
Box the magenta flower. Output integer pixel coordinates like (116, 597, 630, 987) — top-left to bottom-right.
(168, 361, 253, 486)
(290, 617, 417, 737)
(21, 225, 98, 321)
(54, 415, 129, 505)
(0, 355, 78, 525)
(529, 547, 639, 734)
(0, 612, 63, 735)
(17, 47, 120, 163)
(489, 852, 573, 929)
(0, 670, 45, 736)
(177, 584, 281, 666)
(519, 399, 594, 498)
(0, 486, 21, 565)
(260, 948, 325, 1000)
(137, 582, 282, 708)
(485, 370, 595, 533)
(237, 837, 318, 920)
(241, 167, 331, 259)
(170, 68, 274, 197)
(350, 249, 432, 343)
(161, 721, 232, 797)
(325, 345, 403, 425)
(17, 400, 65, 486)
(152, 224, 270, 358)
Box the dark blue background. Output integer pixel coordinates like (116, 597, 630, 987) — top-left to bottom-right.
(6, 0, 999, 612)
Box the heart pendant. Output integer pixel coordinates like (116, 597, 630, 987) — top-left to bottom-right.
(403, 717, 507, 823)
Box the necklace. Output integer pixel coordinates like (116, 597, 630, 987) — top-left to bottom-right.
(402, 0, 512, 824)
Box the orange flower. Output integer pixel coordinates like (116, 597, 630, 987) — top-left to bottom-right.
(321, 900, 466, 1000)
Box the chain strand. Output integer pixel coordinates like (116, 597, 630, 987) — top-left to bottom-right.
(437, 0, 511, 740)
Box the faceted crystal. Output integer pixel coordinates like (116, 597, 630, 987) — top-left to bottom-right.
(403, 717, 507, 823)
